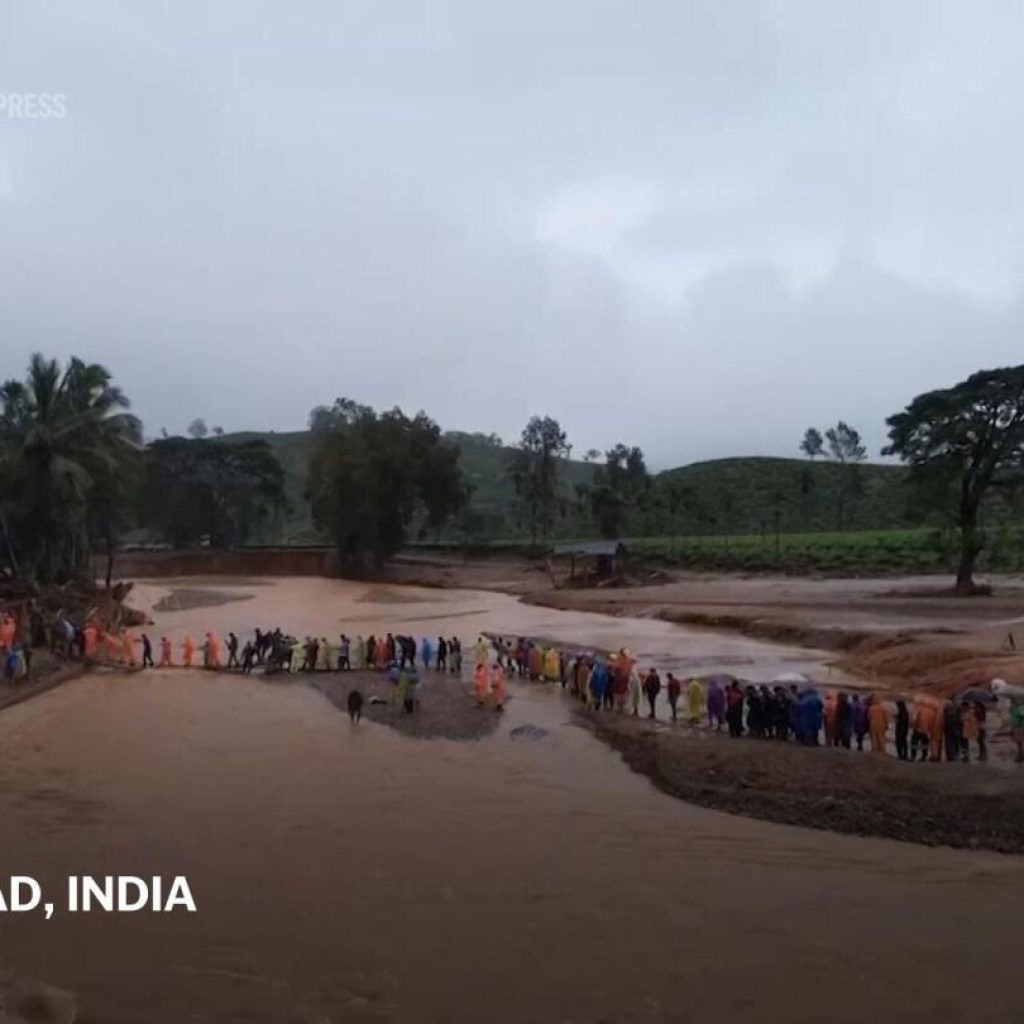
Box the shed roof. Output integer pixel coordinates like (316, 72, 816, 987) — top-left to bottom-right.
(550, 540, 626, 557)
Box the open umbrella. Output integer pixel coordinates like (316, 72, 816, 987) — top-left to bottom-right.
(958, 686, 998, 705)
(772, 671, 811, 685)
(992, 679, 1024, 704)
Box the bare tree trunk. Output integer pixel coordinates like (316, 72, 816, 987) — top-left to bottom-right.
(956, 507, 983, 594)
(105, 531, 115, 590)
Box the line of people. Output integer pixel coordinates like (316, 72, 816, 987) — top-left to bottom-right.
(487, 634, 1005, 763)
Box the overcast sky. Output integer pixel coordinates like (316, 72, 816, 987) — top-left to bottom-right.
(2, 1, 1023, 467)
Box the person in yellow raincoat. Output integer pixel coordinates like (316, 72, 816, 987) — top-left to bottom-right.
(474, 636, 489, 668)
(159, 637, 173, 667)
(685, 677, 705, 725)
(182, 634, 195, 668)
(867, 696, 889, 754)
(490, 662, 506, 711)
(474, 663, 489, 707)
(544, 647, 560, 682)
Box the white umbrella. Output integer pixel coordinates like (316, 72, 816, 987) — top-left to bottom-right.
(992, 679, 1024, 704)
(772, 672, 811, 685)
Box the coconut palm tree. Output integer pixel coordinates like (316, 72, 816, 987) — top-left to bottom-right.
(0, 354, 141, 583)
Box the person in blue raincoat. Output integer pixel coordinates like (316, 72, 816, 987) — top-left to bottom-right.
(797, 688, 823, 746)
(589, 659, 608, 711)
(420, 636, 433, 671)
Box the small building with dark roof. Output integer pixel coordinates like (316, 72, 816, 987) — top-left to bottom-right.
(550, 540, 627, 580)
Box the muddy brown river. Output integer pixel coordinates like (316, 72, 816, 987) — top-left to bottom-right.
(1, 577, 1021, 1022)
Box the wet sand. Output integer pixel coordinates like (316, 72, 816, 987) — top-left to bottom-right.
(2, 577, 1023, 1022)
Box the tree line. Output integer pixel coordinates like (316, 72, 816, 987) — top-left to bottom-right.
(4, 352, 1024, 593)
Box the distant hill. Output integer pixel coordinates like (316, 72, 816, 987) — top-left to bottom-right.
(655, 456, 917, 535)
(216, 430, 925, 544)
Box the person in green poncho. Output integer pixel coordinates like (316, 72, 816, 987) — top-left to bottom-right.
(1011, 701, 1024, 763)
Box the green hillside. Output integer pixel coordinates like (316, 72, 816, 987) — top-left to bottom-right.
(654, 456, 917, 536)
(217, 430, 929, 544)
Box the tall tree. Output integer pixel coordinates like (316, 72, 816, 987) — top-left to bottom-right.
(508, 416, 570, 544)
(800, 427, 824, 459)
(825, 421, 866, 463)
(0, 354, 141, 582)
(825, 420, 866, 529)
(884, 366, 1024, 593)
(187, 417, 208, 439)
(141, 437, 286, 548)
(590, 444, 649, 538)
(307, 398, 464, 567)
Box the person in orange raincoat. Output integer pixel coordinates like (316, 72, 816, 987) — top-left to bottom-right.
(182, 634, 195, 668)
(104, 630, 121, 664)
(490, 662, 506, 711)
(207, 632, 221, 668)
(823, 692, 837, 745)
(0, 613, 16, 652)
(159, 637, 172, 667)
(83, 622, 98, 661)
(122, 631, 137, 668)
(912, 695, 943, 761)
(867, 696, 889, 754)
(473, 663, 489, 707)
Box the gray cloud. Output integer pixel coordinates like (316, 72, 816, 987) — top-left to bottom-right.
(2, 1, 1022, 467)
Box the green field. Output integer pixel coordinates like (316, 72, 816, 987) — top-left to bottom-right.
(627, 528, 1024, 576)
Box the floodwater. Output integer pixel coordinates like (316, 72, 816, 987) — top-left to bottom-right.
(130, 575, 862, 693)
(1, 577, 1022, 1023)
